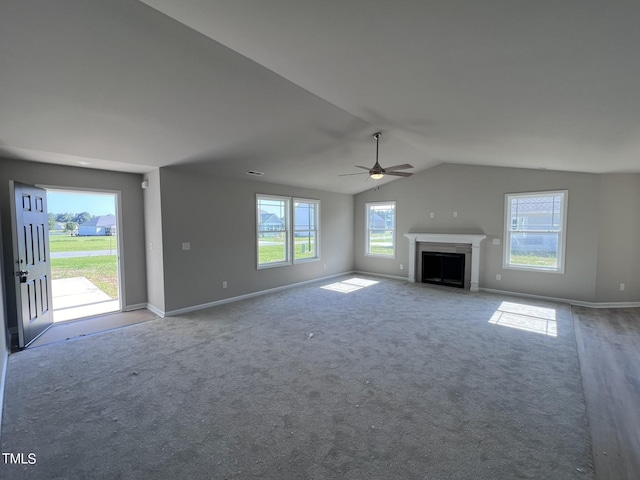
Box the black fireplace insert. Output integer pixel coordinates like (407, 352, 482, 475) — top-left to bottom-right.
(421, 252, 465, 288)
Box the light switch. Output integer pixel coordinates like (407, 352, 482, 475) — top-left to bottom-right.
(492, 238, 500, 245)
(182, 242, 191, 251)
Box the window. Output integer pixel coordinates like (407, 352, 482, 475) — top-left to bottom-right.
(365, 201, 396, 258)
(257, 195, 290, 268)
(256, 195, 319, 268)
(504, 191, 567, 273)
(293, 199, 319, 262)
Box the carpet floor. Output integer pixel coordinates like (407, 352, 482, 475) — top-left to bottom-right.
(1, 275, 593, 479)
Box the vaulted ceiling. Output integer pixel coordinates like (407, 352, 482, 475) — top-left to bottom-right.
(2, 1, 639, 194)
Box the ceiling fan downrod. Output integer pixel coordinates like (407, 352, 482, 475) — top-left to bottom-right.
(371, 132, 384, 179)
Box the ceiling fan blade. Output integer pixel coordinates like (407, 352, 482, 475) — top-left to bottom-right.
(385, 171, 413, 177)
(383, 163, 413, 171)
(338, 172, 368, 176)
(354, 165, 372, 170)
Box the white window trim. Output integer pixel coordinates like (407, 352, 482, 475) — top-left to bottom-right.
(503, 190, 568, 274)
(256, 194, 320, 269)
(257, 194, 291, 269)
(293, 197, 320, 264)
(365, 201, 396, 259)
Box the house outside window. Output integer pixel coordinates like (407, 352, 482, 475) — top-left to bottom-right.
(504, 190, 568, 273)
(257, 195, 290, 268)
(365, 201, 396, 258)
(257, 195, 320, 268)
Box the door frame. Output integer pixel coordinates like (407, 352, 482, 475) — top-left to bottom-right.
(38, 184, 125, 315)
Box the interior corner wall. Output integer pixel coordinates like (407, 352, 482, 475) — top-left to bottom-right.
(142, 168, 166, 313)
(0, 158, 147, 329)
(157, 167, 354, 314)
(354, 163, 614, 303)
(595, 173, 640, 302)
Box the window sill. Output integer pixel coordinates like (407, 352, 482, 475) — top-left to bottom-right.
(293, 257, 320, 264)
(257, 261, 291, 270)
(503, 264, 565, 274)
(365, 253, 396, 259)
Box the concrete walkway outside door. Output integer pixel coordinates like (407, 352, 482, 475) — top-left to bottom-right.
(52, 277, 119, 322)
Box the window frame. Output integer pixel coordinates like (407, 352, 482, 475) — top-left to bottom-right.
(256, 194, 320, 269)
(293, 197, 320, 264)
(503, 190, 568, 274)
(256, 194, 291, 269)
(365, 201, 396, 259)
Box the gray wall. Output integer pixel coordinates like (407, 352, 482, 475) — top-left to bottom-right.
(0, 158, 147, 328)
(157, 167, 354, 313)
(595, 173, 640, 302)
(355, 163, 640, 303)
(142, 168, 166, 313)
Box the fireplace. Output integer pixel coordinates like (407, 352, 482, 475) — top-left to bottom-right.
(404, 233, 487, 292)
(422, 252, 465, 288)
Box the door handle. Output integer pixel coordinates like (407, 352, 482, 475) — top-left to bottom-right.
(16, 270, 29, 283)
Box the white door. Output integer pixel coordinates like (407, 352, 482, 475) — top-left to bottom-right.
(10, 181, 54, 347)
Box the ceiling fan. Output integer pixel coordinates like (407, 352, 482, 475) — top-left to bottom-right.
(340, 132, 413, 180)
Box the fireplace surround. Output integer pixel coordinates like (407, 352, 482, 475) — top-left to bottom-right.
(404, 233, 487, 291)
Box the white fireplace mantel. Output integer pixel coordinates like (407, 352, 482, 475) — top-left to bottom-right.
(404, 233, 487, 292)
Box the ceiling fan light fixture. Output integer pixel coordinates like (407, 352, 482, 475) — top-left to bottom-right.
(370, 172, 384, 179)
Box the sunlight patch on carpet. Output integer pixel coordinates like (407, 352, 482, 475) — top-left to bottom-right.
(489, 301, 558, 337)
(320, 277, 379, 293)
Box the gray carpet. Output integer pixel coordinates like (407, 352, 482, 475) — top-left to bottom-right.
(1, 275, 593, 479)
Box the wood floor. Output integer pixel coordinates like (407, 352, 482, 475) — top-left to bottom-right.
(573, 306, 640, 480)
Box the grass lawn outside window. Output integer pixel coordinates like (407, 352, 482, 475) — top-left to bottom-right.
(49, 235, 118, 252)
(49, 235, 119, 298)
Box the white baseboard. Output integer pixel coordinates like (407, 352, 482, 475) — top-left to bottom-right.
(479, 287, 640, 309)
(164, 271, 355, 317)
(146, 303, 165, 318)
(353, 271, 409, 282)
(569, 301, 640, 309)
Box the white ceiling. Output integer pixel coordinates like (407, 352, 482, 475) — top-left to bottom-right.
(2, 1, 639, 194)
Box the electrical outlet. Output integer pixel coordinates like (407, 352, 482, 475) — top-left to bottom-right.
(222, 281, 227, 289)
(496, 274, 501, 281)
(620, 283, 625, 291)
(430, 212, 434, 218)
(453, 211, 458, 217)
(399, 264, 404, 270)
